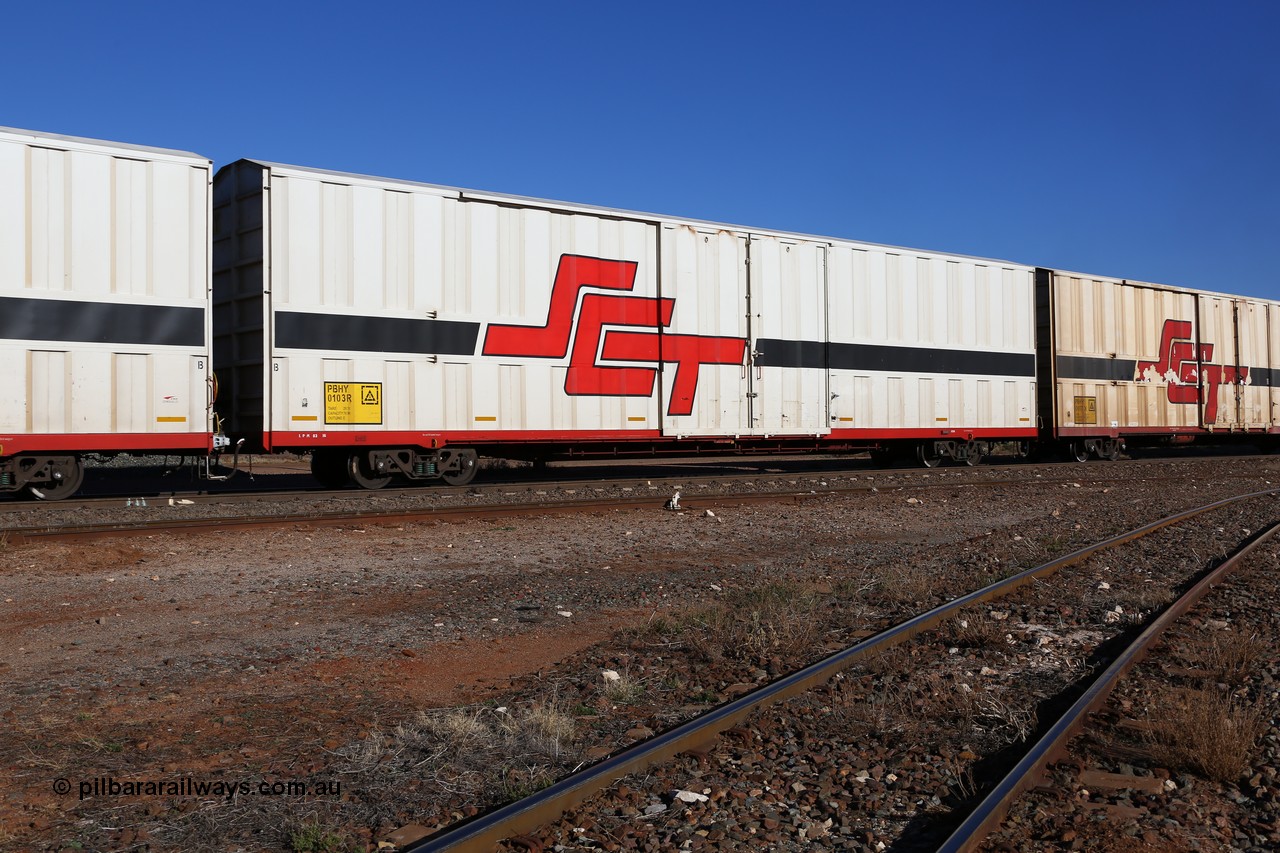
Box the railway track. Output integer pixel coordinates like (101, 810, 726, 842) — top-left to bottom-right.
(3, 454, 1275, 544)
(390, 488, 1280, 852)
(0, 448, 1271, 514)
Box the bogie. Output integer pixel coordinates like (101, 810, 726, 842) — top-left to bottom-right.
(25, 457, 85, 501)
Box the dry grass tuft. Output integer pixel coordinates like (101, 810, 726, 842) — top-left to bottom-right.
(833, 668, 1033, 754)
(866, 562, 937, 609)
(832, 678, 905, 735)
(857, 645, 913, 678)
(627, 612, 686, 647)
(1142, 686, 1267, 782)
(601, 671, 645, 704)
(287, 820, 352, 853)
(944, 613, 1008, 650)
(971, 692, 1037, 743)
(1199, 631, 1270, 687)
(338, 700, 577, 803)
(1109, 580, 1175, 616)
(144, 700, 582, 849)
(686, 581, 823, 662)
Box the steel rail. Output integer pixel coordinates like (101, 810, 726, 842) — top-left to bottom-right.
(396, 488, 1280, 852)
(5, 465, 1270, 543)
(2, 450, 1270, 516)
(0, 487, 870, 544)
(936, 516, 1280, 853)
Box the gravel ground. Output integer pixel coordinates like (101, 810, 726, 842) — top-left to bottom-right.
(985, 535, 1280, 852)
(507, 493, 1280, 852)
(0, 455, 1277, 852)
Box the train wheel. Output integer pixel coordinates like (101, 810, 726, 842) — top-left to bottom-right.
(441, 450, 478, 486)
(1070, 441, 1091, 463)
(310, 450, 350, 489)
(916, 443, 944, 468)
(964, 443, 986, 466)
(1101, 440, 1123, 461)
(348, 453, 391, 490)
(26, 456, 85, 501)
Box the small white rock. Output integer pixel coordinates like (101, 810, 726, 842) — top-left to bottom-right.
(674, 790, 708, 803)
(602, 669, 621, 682)
(557, 610, 573, 618)
(1097, 581, 1111, 590)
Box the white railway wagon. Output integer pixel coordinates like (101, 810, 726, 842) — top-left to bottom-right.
(0, 127, 212, 499)
(1037, 268, 1279, 459)
(212, 159, 1036, 487)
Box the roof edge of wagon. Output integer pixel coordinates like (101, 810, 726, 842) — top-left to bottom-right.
(1038, 265, 1280, 306)
(0, 125, 209, 165)
(224, 157, 1034, 271)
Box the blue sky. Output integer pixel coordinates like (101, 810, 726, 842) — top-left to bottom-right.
(5, 1, 1277, 298)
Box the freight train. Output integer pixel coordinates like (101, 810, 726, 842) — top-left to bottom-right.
(1, 126, 1276, 499)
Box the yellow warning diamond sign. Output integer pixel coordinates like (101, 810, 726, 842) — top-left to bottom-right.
(1073, 395, 1097, 425)
(325, 382, 383, 425)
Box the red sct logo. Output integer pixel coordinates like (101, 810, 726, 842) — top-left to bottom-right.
(1135, 319, 1246, 423)
(481, 255, 747, 416)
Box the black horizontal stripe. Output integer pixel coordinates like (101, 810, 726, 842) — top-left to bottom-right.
(0, 296, 204, 347)
(1056, 355, 1138, 382)
(275, 311, 480, 355)
(755, 338, 1036, 377)
(1250, 367, 1280, 387)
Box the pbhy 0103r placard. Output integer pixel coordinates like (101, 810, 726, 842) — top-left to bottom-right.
(1073, 395, 1098, 425)
(325, 382, 382, 425)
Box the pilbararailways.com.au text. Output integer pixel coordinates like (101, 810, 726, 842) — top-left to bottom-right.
(59, 776, 342, 802)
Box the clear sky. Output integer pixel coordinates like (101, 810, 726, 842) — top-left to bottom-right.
(5, 1, 1277, 298)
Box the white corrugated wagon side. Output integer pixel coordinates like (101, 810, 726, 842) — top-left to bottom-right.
(823, 244, 1037, 466)
(212, 159, 1043, 488)
(0, 127, 213, 499)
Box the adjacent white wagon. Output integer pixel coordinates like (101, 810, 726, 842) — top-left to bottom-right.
(0, 127, 213, 498)
(1039, 268, 1279, 460)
